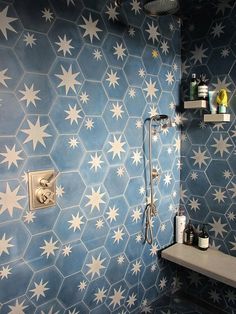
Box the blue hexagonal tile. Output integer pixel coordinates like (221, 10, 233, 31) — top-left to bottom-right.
(48, 18, 83, 58)
(24, 231, 61, 271)
(207, 133, 234, 160)
(104, 166, 129, 198)
(51, 135, 84, 171)
(187, 145, 211, 171)
(124, 55, 145, 87)
(50, 96, 84, 134)
(104, 224, 129, 257)
(205, 186, 231, 214)
(103, 100, 128, 132)
(0, 48, 23, 91)
(125, 177, 145, 207)
(79, 81, 108, 115)
(206, 160, 232, 186)
(105, 254, 129, 285)
(105, 196, 128, 228)
(125, 233, 144, 262)
(185, 171, 210, 197)
(35, 300, 64, 314)
(125, 117, 144, 148)
(104, 133, 128, 165)
(159, 64, 175, 92)
(125, 258, 144, 287)
(208, 47, 235, 76)
(102, 33, 127, 67)
(226, 203, 236, 231)
(78, 44, 107, 80)
(106, 280, 128, 311)
(123, 26, 145, 57)
(186, 195, 209, 222)
(1, 296, 35, 314)
(17, 115, 57, 156)
(142, 45, 162, 75)
(0, 137, 26, 181)
(103, 67, 128, 99)
(124, 86, 146, 117)
(125, 147, 144, 177)
(79, 116, 108, 151)
(15, 31, 55, 73)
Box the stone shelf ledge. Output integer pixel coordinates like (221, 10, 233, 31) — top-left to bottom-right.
(203, 113, 231, 122)
(161, 243, 236, 288)
(184, 100, 207, 109)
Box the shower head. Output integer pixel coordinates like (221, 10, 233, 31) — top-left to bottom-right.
(143, 0, 180, 16)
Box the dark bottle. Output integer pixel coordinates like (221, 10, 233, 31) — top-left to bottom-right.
(198, 224, 209, 251)
(189, 73, 197, 100)
(197, 74, 208, 100)
(183, 220, 195, 245)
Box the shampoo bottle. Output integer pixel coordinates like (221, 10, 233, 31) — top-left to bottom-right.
(183, 220, 195, 245)
(175, 208, 186, 244)
(189, 73, 197, 100)
(198, 224, 209, 251)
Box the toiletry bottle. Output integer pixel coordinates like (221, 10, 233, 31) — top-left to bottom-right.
(197, 75, 208, 100)
(183, 220, 195, 245)
(198, 224, 209, 251)
(189, 73, 197, 100)
(175, 208, 186, 244)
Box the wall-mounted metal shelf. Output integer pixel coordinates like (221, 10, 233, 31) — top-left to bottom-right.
(184, 100, 207, 109)
(203, 113, 231, 123)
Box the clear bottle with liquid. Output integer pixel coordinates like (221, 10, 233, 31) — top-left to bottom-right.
(184, 220, 195, 245)
(198, 224, 209, 251)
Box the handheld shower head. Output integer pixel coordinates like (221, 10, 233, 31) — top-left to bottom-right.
(151, 114, 168, 121)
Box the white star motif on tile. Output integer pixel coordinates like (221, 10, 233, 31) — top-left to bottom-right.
(65, 104, 82, 125)
(117, 166, 125, 177)
(0, 264, 12, 279)
(110, 102, 124, 120)
(41, 306, 59, 314)
(68, 137, 79, 149)
(209, 217, 227, 237)
(129, 87, 136, 98)
(160, 40, 169, 54)
(113, 42, 126, 60)
(79, 13, 102, 43)
(0, 6, 17, 39)
(108, 135, 126, 159)
(144, 78, 158, 101)
(68, 309, 79, 314)
(85, 118, 94, 130)
(55, 65, 81, 95)
(181, 60, 190, 76)
(21, 171, 28, 184)
(80, 91, 89, 103)
(221, 48, 230, 58)
(131, 0, 141, 14)
(131, 260, 142, 275)
(23, 32, 37, 47)
(229, 236, 236, 251)
(66, 0, 75, 6)
(21, 118, 51, 150)
(128, 26, 135, 37)
(187, 271, 202, 287)
(135, 233, 142, 242)
(209, 290, 221, 303)
(23, 211, 36, 224)
(174, 112, 187, 125)
(86, 253, 106, 279)
(96, 218, 104, 229)
(127, 292, 137, 308)
(0, 145, 23, 169)
(173, 63, 178, 71)
(229, 182, 236, 198)
(85, 187, 105, 212)
(211, 22, 225, 38)
(159, 277, 167, 290)
(150, 242, 158, 256)
(165, 71, 174, 85)
(68, 212, 84, 232)
(0, 233, 13, 256)
(212, 76, 231, 92)
(88, 152, 104, 172)
(138, 68, 145, 78)
(191, 147, 209, 168)
(131, 149, 142, 166)
(0, 183, 25, 217)
(106, 205, 119, 223)
(106, 69, 120, 88)
(41, 8, 53, 22)
(211, 135, 232, 157)
(94, 287, 107, 304)
(160, 223, 166, 232)
(223, 169, 231, 179)
(180, 184, 187, 202)
(163, 173, 172, 186)
(30, 279, 49, 301)
(145, 21, 160, 44)
(40, 237, 59, 258)
(56, 185, 65, 197)
(227, 211, 236, 221)
(136, 119, 142, 128)
(131, 207, 142, 223)
(113, 226, 125, 244)
(0, 68, 11, 87)
(190, 43, 208, 64)
(189, 197, 200, 212)
(55, 34, 74, 56)
(62, 244, 72, 256)
(78, 280, 87, 291)
(8, 299, 28, 314)
(105, 4, 119, 21)
(109, 286, 125, 309)
(212, 188, 227, 203)
(117, 254, 125, 264)
(209, 240, 221, 250)
(93, 48, 102, 61)
(19, 83, 41, 107)
(215, 0, 232, 15)
(225, 289, 236, 303)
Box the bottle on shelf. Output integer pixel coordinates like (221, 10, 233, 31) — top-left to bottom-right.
(175, 207, 186, 244)
(197, 74, 208, 100)
(198, 224, 209, 251)
(189, 73, 198, 100)
(183, 220, 195, 246)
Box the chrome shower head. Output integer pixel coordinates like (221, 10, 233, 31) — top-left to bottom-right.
(143, 0, 180, 16)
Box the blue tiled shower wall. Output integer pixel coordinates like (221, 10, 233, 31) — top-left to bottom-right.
(179, 0, 236, 312)
(0, 0, 181, 313)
